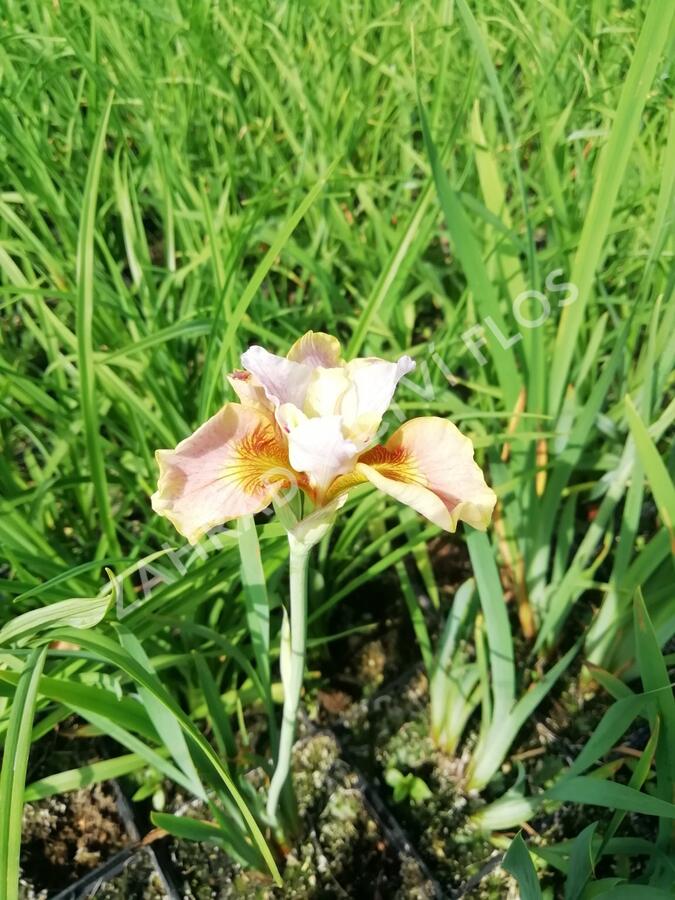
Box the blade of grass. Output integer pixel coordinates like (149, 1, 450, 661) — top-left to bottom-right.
(193, 652, 237, 763)
(151, 811, 262, 871)
(236, 516, 276, 740)
(548, 0, 674, 412)
(118, 629, 207, 801)
(502, 832, 543, 900)
(199, 158, 338, 416)
(466, 530, 515, 719)
(0, 647, 47, 900)
(454, 0, 535, 281)
(565, 822, 598, 900)
(624, 395, 675, 537)
(25, 752, 144, 802)
(417, 93, 522, 409)
(547, 777, 675, 818)
(634, 590, 675, 852)
(75, 92, 119, 558)
(38, 626, 281, 885)
(597, 717, 660, 861)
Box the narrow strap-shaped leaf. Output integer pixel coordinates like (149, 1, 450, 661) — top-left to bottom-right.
(597, 717, 660, 860)
(193, 652, 237, 763)
(548, 0, 675, 412)
(118, 629, 206, 800)
(566, 691, 655, 778)
(199, 158, 338, 417)
(625, 396, 675, 536)
(417, 93, 521, 408)
(76, 92, 119, 558)
(151, 811, 261, 871)
(37, 626, 281, 885)
(565, 821, 598, 900)
(634, 591, 675, 851)
(25, 753, 144, 802)
(435, 578, 476, 672)
(502, 832, 543, 900)
(590, 885, 673, 899)
(467, 530, 515, 719)
(0, 647, 47, 900)
(157, 617, 267, 705)
(0, 594, 111, 646)
(236, 515, 277, 749)
(547, 777, 675, 818)
(0, 669, 157, 741)
(396, 560, 433, 674)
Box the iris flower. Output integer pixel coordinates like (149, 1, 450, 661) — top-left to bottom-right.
(152, 331, 497, 829)
(151, 331, 496, 543)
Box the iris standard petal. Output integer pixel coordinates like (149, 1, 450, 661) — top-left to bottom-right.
(241, 345, 313, 409)
(286, 331, 343, 367)
(341, 355, 416, 443)
(303, 366, 352, 418)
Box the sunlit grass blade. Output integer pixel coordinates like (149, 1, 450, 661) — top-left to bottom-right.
(454, 0, 536, 284)
(0, 668, 200, 795)
(0, 668, 157, 740)
(466, 530, 514, 719)
(634, 590, 675, 855)
(0, 594, 111, 645)
(37, 626, 281, 885)
(118, 628, 207, 800)
(548, 0, 675, 412)
(547, 777, 675, 818)
(236, 515, 278, 750)
(624, 396, 675, 537)
(75, 92, 119, 557)
(199, 158, 338, 417)
(417, 93, 521, 409)
(24, 752, 144, 802)
(0, 647, 47, 900)
(347, 180, 436, 357)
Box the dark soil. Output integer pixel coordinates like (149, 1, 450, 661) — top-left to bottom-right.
(164, 730, 432, 899)
(58, 849, 168, 900)
(304, 530, 660, 897)
(20, 782, 132, 897)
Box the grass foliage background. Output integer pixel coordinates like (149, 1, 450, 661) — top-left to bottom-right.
(1, 0, 671, 578)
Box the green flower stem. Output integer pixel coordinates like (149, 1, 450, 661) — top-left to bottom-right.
(266, 535, 310, 826)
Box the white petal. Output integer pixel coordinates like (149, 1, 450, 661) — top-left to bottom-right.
(286, 415, 358, 498)
(303, 367, 352, 418)
(276, 402, 307, 435)
(241, 345, 313, 409)
(341, 355, 416, 442)
(226, 370, 274, 414)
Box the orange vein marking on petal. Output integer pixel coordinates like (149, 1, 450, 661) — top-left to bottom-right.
(358, 443, 427, 487)
(223, 425, 292, 495)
